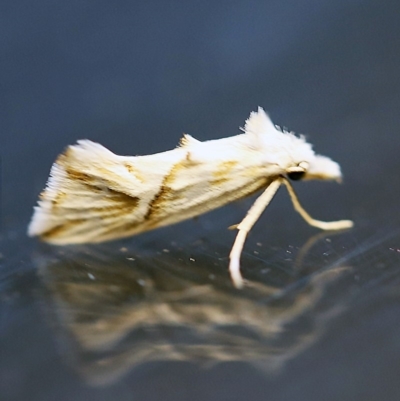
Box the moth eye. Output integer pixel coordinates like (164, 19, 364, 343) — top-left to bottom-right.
(287, 171, 305, 181)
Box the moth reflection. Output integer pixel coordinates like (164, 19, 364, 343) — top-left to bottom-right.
(36, 237, 351, 386)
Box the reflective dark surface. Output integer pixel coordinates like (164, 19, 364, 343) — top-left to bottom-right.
(2, 1, 400, 400)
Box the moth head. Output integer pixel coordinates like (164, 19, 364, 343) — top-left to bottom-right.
(286, 156, 342, 182)
(244, 107, 343, 182)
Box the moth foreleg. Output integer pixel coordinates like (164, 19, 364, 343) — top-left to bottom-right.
(281, 178, 353, 231)
(229, 179, 282, 288)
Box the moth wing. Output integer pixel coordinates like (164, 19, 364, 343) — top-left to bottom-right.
(144, 141, 273, 227)
(178, 133, 201, 147)
(28, 140, 172, 244)
(29, 138, 272, 245)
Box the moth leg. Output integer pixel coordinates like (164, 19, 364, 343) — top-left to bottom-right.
(281, 177, 353, 231)
(229, 179, 282, 288)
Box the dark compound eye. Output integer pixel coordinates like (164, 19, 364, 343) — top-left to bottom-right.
(287, 171, 305, 181)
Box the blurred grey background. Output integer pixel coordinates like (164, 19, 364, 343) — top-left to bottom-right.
(2, 1, 400, 401)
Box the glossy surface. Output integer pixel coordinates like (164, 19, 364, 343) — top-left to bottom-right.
(2, 1, 400, 400)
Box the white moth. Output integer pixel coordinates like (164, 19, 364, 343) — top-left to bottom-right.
(28, 108, 353, 288)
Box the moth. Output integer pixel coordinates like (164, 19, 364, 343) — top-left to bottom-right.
(28, 108, 353, 288)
